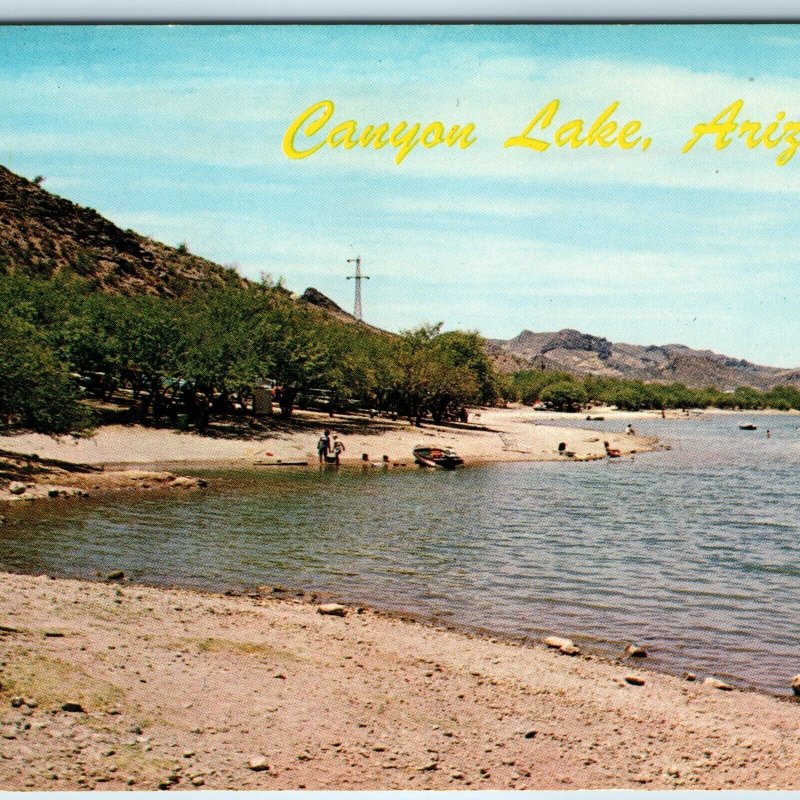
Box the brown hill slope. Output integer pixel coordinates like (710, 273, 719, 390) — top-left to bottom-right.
(488, 329, 800, 390)
(0, 166, 242, 296)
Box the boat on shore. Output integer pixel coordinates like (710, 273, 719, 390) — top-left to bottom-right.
(739, 423, 758, 430)
(413, 445, 464, 469)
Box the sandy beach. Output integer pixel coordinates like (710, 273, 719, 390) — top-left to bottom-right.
(0, 570, 797, 791)
(0, 406, 657, 503)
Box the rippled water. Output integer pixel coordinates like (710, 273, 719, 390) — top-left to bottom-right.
(2, 412, 799, 694)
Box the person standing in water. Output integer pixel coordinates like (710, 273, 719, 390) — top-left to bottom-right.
(317, 429, 331, 464)
(332, 435, 346, 465)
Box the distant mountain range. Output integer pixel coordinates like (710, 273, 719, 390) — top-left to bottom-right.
(2, 165, 796, 391)
(487, 329, 800, 390)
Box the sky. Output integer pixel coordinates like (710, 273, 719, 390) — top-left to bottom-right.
(2, 24, 800, 366)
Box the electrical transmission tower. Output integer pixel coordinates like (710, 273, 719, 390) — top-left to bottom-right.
(346, 256, 369, 322)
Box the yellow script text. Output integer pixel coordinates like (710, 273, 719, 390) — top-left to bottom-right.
(282, 100, 478, 165)
(504, 99, 651, 153)
(682, 100, 800, 166)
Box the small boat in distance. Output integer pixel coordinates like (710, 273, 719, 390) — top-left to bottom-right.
(739, 423, 758, 430)
(413, 445, 464, 469)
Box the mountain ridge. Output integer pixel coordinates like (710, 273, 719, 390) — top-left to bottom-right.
(488, 328, 800, 390)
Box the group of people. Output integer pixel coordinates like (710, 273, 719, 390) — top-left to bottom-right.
(316, 429, 346, 465)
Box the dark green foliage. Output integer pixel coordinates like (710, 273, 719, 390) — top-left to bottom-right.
(508, 368, 800, 412)
(0, 314, 91, 433)
(539, 380, 588, 412)
(0, 272, 504, 431)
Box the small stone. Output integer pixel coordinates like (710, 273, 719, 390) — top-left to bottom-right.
(191, 776, 205, 786)
(703, 677, 733, 691)
(665, 765, 681, 777)
(183, 750, 195, 758)
(61, 702, 85, 712)
(106, 570, 125, 581)
(624, 674, 645, 686)
(317, 603, 347, 617)
(683, 672, 697, 682)
(523, 730, 537, 739)
(9, 482, 26, 495)
(544, 636, 573, 650)
(10, 697, 24, 708)
(625, 644, 648, 658)
(24, 698, 37, 708)
(248, 756, 270, 772)
(791, 675, 800, 697)
(559, 644, 581, 656)
(48, 489, 61, 498)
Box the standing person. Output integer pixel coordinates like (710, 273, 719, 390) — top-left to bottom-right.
(332, 435, 346, 465)
(625, 423, 635, 436)
(317, 429, 331, 464)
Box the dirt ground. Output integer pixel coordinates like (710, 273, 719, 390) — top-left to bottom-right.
(0, 571, 797, 791)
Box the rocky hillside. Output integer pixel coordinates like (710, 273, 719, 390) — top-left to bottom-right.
(0, 166, 242, 296)
(488, 328, 800, 390)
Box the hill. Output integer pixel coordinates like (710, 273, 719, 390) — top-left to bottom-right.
(3, 165, 798, 391)
(0, 166, 387, 336)
(0, 166, 243, 296)
(488, 328, 800, 390)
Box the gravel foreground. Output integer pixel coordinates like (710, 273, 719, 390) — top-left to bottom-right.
(0, 571, 798, 791)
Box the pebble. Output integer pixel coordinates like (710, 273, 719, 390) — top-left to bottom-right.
(248, 756, 270, 771)
(191, 776, 205, 786)
(317, 603, 347, 617)
(170, 477, 197, 489)
(544, 636, 573, 650)
(183, 750, 195, 758)
(792, 674, 800, 697)
(624, 675, 645, 686)
(9, 482, 26, 495)
(683, 672, 697, 682)
(559, 644, 581, 656)
(703, 677, 733, 691)
(61, 702, 85, 713)
(625, 644, 648, 658)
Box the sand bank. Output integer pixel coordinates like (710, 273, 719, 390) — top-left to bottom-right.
(0, 407, 657, 503)
(0, 571, 797, 791)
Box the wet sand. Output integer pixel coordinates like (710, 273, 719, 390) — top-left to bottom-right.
(0, 570, 797, 791)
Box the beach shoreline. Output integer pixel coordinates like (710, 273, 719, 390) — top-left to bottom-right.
(0, 569, 797, 791)
(0, 405, 659, 504)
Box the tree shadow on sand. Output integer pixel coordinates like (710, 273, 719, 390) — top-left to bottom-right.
(174, 414, 404, 441)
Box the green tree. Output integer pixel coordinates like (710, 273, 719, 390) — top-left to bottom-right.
(540, 380, 588, 412)
(0, 314, 91, 433)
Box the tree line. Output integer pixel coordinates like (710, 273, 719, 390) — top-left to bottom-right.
(506, 369, 800, 412)
(0, 271, 500, 434)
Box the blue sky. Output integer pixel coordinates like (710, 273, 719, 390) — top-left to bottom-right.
(3, 24, 800, 366)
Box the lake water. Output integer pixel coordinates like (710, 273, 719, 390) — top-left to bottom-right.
(2, 412, 799, 695)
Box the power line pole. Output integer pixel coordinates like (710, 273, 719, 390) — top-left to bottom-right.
(346, 256, 369, 322)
